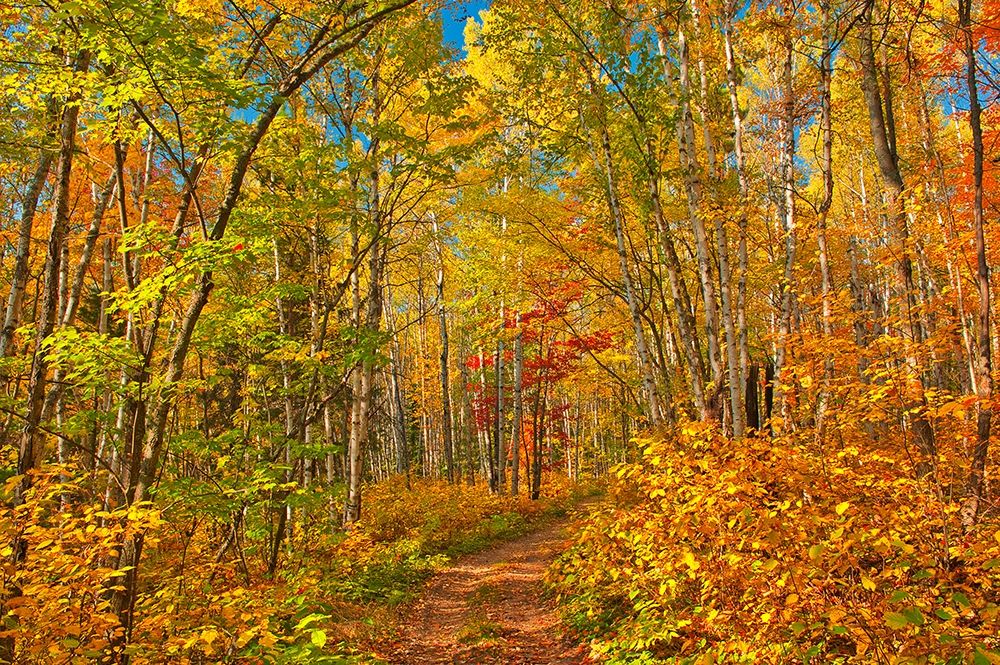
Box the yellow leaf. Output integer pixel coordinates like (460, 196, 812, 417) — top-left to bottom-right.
(683, 551, 700, 571)
(862, 575, 876, 591)
(836, 501, 850, 515)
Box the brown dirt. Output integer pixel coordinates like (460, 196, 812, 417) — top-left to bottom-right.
(373, 505, 596, 665)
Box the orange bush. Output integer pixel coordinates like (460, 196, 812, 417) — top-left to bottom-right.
(548, 422, 1000, 663)
(2, 470, 571, 663)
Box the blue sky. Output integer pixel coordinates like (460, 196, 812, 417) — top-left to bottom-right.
(440, 0, 490, 49)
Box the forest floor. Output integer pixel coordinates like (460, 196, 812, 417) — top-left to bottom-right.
(371, 502, 596, 665)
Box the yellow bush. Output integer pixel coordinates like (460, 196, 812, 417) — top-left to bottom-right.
(548, 422, 1000, 663)
(0, 470, 163, 662)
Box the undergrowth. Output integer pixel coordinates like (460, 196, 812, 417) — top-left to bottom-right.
(547, 422, 1000, 664)
(4, 470, 586, 663)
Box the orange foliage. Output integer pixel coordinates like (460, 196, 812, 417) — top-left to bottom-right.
(1, 470, 575, 663)
(549, 423, 1000, 663)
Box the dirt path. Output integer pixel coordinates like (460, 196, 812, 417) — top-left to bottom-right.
(374, 505, 595, 664)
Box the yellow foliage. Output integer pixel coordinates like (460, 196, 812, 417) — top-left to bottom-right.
(548, 425, 1000, 663)
(0, 469, 162, 662)
(2, 469, 576, 662)
(173, 0, 220, 19)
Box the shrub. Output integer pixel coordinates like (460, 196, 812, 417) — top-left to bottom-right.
(548, 422, 1000, 664)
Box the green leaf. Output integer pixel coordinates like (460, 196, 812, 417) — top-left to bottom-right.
(901, 607, 925, 626)
(889, 589, 911, 604)
(885, 612, 909, 629)
(310, 629, 327, 648)
(294, 613, 328, 631)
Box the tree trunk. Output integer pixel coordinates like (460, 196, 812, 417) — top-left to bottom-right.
(723, 12, 752, 436)
(716, 205, 741, 437)
(493, 338, 504, 492)
(675, 23, 723, 391)
(858, 1, 936, 467)
(531, 366, 548, 500)
(0, 150, 54, 359)
(386, 292, 409, 476)
(16, 51, 91, 505)
(597, 121, 663, 425)
(511, 327, 524, 495)
(815, 0, 836, 444)
(646, 137, 707, 419)
(959, 0, 991, 525)
(433, 216, 455, 483)
(772, 22, 797, 431)
(746, 363, 761, 431)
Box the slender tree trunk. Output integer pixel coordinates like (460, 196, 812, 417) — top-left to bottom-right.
(0, 150, 54, 358)
(531, 364, 548, 500)
(574, 396, 581, 481)
(385, 284, 409, 476)
(419, 277, 431, 475)
(346, 183, 384, 523)
(815, 0, 836, 443)
(723, 17, 753, 432)
(746, 363, 761, 430)
(691, 0, 741, 434)
(772, 22, 797, 431)
(858, 1, 936, 467)
(459, 338, 476, 486)
(16, 51, 91, 505)
(496, 181, 510, 490)
(511, 327, 524, 495)
(959, 0, 991, 524)
(597, 121, 663, 425)
(646, 138, 707, 419)
(717, 205, 741, 436)
(433, 217, 455, 483)
(675, 24, 723, 392)
(493, 338, 504, 492)
(689, 0, 717, 176)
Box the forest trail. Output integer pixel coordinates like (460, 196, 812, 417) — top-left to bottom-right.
(374, 504, 596, 665)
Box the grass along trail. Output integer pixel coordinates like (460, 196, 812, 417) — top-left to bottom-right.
(373, 502, 597, 665)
